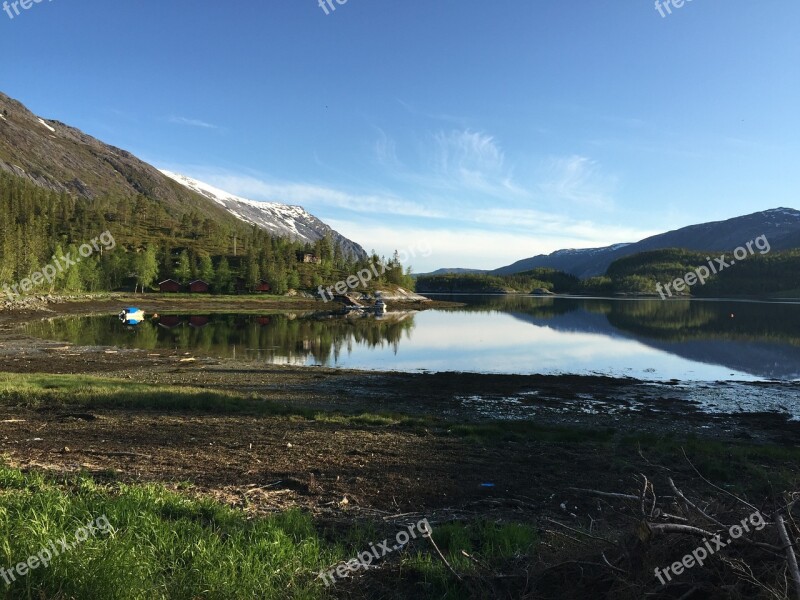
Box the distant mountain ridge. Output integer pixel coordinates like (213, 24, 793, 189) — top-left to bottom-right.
(0, 91, 365, 259)
(491, 208, 800, 278)
(415, 268, 489, 277)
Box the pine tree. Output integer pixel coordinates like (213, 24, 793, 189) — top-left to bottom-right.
(198, 252, 215, 283)
(174, 250, 191, 282)
(214, 256, 233, 294)
(135, 245, 159, 293)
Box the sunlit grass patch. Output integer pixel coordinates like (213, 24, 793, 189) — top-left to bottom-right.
(0, 465, 339, 599)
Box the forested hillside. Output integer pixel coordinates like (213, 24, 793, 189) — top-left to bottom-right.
(597, 247, 800, 297)
(0, 172, 411, 296)
(415, 269, 580, 294)
(415, 248, 800, 298)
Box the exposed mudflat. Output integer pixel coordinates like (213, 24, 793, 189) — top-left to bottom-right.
(0, 296, 798, 520)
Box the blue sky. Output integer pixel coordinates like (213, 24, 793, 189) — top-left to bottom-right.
(2, 0, 799, 271)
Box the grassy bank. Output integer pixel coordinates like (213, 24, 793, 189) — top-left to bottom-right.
(0, 465, 538, 599)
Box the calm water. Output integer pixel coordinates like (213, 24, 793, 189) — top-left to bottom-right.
(26, 296, 800, 381)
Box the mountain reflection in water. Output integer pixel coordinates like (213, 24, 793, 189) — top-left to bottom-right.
(25, 296, 800, 380)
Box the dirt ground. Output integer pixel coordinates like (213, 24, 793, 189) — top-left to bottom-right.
(1, 296, 798, 521)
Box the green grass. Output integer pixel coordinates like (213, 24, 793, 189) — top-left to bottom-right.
(446, 422, 616, 444)
(0, 373, 300, 415)
(0, 465, 337, 599)
(618, 432, 800, 494)
(0, 465, 539, 599)
(401, 521, 537, 598)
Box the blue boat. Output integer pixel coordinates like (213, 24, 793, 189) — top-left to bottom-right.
(119, 307, 145, 325)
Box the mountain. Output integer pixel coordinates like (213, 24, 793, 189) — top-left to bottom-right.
(161, 171, 366, 260)
(414, 268, 489, 277)
(0, 91, 364, 258)
(492, 208, 800, 278)
(0, 92, 233, 222)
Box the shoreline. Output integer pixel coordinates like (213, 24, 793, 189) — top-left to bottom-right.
(1, 295, 798, 598)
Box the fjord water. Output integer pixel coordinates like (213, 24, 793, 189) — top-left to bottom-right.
(27, 296, 800, 381)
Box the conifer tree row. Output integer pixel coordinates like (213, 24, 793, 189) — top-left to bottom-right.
(0, 172, 414, 294)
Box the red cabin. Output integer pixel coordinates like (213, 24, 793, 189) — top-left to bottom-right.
(158, 279, 181, 293)
(188, 280, 210, 293)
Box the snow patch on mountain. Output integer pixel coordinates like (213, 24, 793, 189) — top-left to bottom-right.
(37, 118, 55, 133)
(160, 170, 366, 260)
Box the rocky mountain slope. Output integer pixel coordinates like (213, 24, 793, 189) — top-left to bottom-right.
(0, 91, 364, 258)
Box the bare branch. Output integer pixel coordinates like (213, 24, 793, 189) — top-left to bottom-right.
(544, 517, 617, 545)
(777, 514, 800, 600)
(567, 487, 638, 501)
(669, 477, 726, 528)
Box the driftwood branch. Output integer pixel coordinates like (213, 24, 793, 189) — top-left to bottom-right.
(544, 518, 617, 545)
(669, 477, 726, 528)
(567, 487, 638, 501)
(647, 522, 716, 538)
(776, 515, 800, 600)
(425, 531, 462, 582)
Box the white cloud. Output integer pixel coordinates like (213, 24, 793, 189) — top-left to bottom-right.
(467, 207, 656, 244)
(323, 220, 655, 272)
(425, 129, 527, 198)
(168, 116, 219, 130)
(173, 168, 443, 219)
(538, 155, 617, 208)
(373, 127, 401, 168)
(433, 129, 505, 175)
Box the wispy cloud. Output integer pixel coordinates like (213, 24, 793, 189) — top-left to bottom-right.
(171, 168, 442, 219)
(373, 127, 401, 169)
(410, 129, 528, 199)
(467, 207, 655, 244)
(323, 219, 655, 272)
(168, 116, 219, 130)
(433, 130, 505, 176)
(538, 155, 617, 208)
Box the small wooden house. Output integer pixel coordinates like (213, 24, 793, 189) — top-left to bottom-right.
(158, 279, 181, 293)
(254, 280, 271, 293)
(298, 252, 321, 264)
(188, 280, 210, 293)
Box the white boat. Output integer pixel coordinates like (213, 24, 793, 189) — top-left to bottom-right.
(119, 307, 145, 325)
(374, 293, 387, 314)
